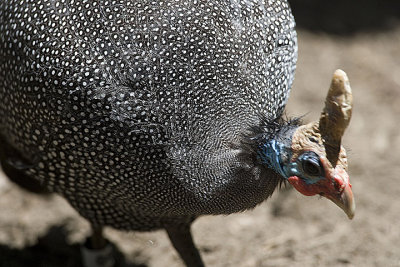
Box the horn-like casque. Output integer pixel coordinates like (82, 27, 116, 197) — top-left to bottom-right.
(319, 69, 353, 164)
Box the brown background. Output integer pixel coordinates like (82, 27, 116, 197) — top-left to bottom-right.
(1, 2, 399, 266)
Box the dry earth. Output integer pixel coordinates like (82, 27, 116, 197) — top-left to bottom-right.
(1, 14, 400, 267)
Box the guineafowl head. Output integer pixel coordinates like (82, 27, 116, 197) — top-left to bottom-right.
(256, 70, 355, 219)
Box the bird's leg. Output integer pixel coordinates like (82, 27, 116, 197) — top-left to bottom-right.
(90, 226, 107, 249)
(165, 223, 205, 267)
(0, 135, 49, 194)
(81, 225, 115, 267)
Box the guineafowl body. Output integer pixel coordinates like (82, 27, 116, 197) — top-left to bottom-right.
(0, 0, 296, 229)
(1, 1, 356, 266)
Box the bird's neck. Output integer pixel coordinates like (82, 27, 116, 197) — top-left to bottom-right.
(257, 139, 291, 178)
(252, 120, 299, 179)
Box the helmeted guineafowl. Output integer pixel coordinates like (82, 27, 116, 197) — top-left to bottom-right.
(0, 0, 355, 266)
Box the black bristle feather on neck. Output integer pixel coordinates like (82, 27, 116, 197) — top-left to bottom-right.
(241, 114, 302, 150)
(240, 115, 301, 187)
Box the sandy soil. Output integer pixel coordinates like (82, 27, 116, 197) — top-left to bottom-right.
(1, 18, 400, 267)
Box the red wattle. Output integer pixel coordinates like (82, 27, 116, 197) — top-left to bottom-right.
(287, 176, 317, 196)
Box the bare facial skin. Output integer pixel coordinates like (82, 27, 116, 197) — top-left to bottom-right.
(288, 70, 355, 219)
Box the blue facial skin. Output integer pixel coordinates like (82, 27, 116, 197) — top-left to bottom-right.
(258, 140, 324, 185)
(258, 140, 288, 178)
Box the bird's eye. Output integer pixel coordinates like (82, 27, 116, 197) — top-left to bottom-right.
(301, 155, 322, 177)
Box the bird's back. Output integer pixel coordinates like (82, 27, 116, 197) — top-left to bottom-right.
(0, 0, 297, 230)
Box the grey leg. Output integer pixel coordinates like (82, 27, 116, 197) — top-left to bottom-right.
(0, 136, 49, 194)
(81, 225, 115, 267)
(165, 223, 205, 267)
(90, 226, 107, 249)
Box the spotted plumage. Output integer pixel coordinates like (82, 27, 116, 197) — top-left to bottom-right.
(0, 0, 297, 231)
(0, 2, 359, 267)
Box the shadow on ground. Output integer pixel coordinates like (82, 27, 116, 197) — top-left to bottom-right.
(288, 0, 400, 34)
(0, 225, 147, 267)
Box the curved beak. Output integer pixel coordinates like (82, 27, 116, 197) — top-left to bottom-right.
(318, 158, 355, 220)
(326, 183, 355, 219)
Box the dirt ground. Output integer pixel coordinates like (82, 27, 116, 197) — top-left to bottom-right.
(1, 10, 400, 267)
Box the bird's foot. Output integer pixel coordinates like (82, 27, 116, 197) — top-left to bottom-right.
(81, 238, 115, 267)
